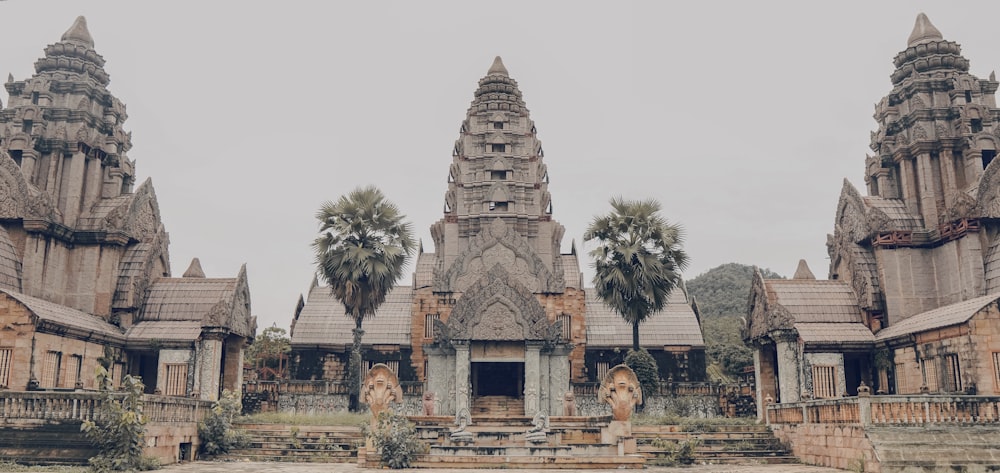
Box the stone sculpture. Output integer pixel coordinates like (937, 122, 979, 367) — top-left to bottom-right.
(524, 411, 549, 444)
(563, 390, 577, 416)
(598, 364, 643, 421)
(422, 391, 435, 416)
(449, 408, 474, 444)
(362, 363, 403, 424)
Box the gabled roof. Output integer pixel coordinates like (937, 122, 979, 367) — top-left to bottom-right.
(413, 252, 435, 289)
(290, 286, 413, 349)
(0, 226, 21, 292)
(139, 264, 253, 338)
(585, 289, 704, 349)
(876, 293, 1000, 341)
(796, 322, 874, 344)
(765, 280, 863, 324)
(0, 288, 124, 343)
(125, 320, 202, 345)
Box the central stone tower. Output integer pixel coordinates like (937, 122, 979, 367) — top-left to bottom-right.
(418, 57, 578, 418)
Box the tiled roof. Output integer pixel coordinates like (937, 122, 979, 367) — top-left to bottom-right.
(585, 289, 704, 348)
(0, 288, 124, 342)
(0, 225, 22, 292)
(113, 242, 152, 308)
(766, 280, 862, 324)
(863, 197, 923, 231)
(291, 286, 413, 348)
(125, 320, 202, 342)
(141, 278, 237, 322)
(795, 322, 874, 344)
(562, 254, 582, 289)
(875, 294, 1000, 341)
(413, 252, 435, 289)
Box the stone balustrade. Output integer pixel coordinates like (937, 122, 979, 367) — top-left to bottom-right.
(0, 391, 212, 424)
(766, 394, 1000, 427)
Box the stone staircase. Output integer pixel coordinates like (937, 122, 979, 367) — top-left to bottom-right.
(223, 423, 362, 462)
(867, 426, 1000, 473)
(0, 422, 95, 465)
(472, 395, 525, 416)
(400, 415, 646, 468)
(634, 424, 798, 465)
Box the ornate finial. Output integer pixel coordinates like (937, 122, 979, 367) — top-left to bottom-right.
(487, 56, 509, 76)
(61, 16, 95, 48)
(182, 258, 206, 278)
(6, 73, 12, 83)
(907, 13, 943, 47)
(793, 259, 815, 280)
(991, 71, 997, 82)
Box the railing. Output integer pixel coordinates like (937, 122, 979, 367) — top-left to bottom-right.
(572, 381, 753, 398)
(766, 394, 1000, 427)
(0, 391, 211, 424)
(243, 379, 423, 396)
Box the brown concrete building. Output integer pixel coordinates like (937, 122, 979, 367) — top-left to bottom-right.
(0, 17, 254, 400)
(290, 57, 706, 416)
(747, 13, 1000, 413)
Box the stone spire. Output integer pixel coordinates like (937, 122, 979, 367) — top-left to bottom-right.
(907, 13, 942, 47)
(793, 259, 815, 280)
(61, 16, 95, 48)
(430, 57, 566, 293)
(487, 56, 509, 76)
(183, 258, 206, 278)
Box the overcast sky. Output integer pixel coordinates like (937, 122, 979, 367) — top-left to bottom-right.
(3, 2, 1000, 332)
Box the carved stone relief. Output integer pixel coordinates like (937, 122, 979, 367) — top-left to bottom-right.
(598, 364, 642, 421)
(0, 152, 28, 218)
(362, 363, 403, 425)
(444, 264, 556, 342)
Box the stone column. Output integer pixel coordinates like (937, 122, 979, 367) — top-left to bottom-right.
(524, 343, 541, 416)
(454, 341, 470, 415)
(538, 353, 550, 415)
(774, 331, 801, 404)
(196, 333, 224, 401)
(425, 345, 456, 415)
(915, 152, 940, 225)
(546, 346, 572, 416)
(60, 150, 88, 226)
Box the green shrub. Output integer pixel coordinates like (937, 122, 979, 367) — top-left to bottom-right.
(198, 390, 250, 456)
(625, 349, 660, 399)
(81, 366, 159, 472)
(365, 411, 427, 469)
(650, 437, 700, 466)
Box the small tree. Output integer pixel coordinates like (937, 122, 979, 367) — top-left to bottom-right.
(198, 389, 249, 456)
(625, 348, 660, 402)
(81, 366, 157, 472)
(365, 410, 426, 469)
(244, 326, 291, 380)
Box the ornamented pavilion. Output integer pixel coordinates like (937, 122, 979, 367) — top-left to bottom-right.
(290, 57, 706, 416)
(747, 14, 1000, 412)
(0, 17, 255, 400)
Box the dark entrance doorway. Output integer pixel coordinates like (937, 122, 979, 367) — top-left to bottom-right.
(472, 362, 523, 397)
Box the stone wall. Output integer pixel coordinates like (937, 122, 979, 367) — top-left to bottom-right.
(575, 393, 721, 418)
(770, 423, 879, 472)
(277, 393, 423, 415)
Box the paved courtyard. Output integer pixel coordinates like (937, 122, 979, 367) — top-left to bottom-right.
(156, 461, 845, 473)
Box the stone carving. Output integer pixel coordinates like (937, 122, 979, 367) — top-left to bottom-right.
(913, 124, 927, 140)
(910, 94, 925, 110)
(834, 180, 870, 244)
(935, 123, 949, 139)
(362, 363, 403, 425)
(599, 364, 643, 421)
(0, 152, 28, 219)
(422, 392, 435, 416)
(444, 264, 557, 342)
(977, 157, 1000, 218)
(471, 301, 523, 340)
(524, 411, 549, 444)
(562, 391, 577, 416)
(449, 408, 474, 444)
(434, 217, 564, 293)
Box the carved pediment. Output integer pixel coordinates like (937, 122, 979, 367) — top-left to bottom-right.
(834, 180, 870, 243)
(434, 218, 564, 293)
(0, 151, 28, 219)
(444, 264, 555, 342)
(125, 179, 162, 238)
(744, 267, 794, 342)
(976, 156, 1000, 218)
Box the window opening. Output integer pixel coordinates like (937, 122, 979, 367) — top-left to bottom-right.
(558, 314, 572, 341)
(490, 170, 507, 180)
(596, 361, 610, 382)
(31, 92, 39, 104)
(490, 202, 508, 211)
(894, 362, 906, 394)
(10, 150, 22, 167)
(965, 90, 973, 103)
(921, 358, 939, 392)
(491, 144, 505, 153)
(812, 365, 837, 399)
(983, 150, 996, 169)
(424, 314, 440, 339)
(0, 348, 11, 388)
(493, 122, 503, 129)
(943, 354, 962, 392)
(971, 119, 983, 133)
(40, 351, 61, 389)
(22, 120, 32, 134)
(164, 363, 188, 396)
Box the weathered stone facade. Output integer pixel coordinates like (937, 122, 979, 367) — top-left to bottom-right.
(747, 14, 1000, 414)
(0, 17, 255, 403)
(290, 57, 706, 415)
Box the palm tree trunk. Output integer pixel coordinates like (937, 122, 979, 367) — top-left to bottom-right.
(632, 321, 640, 352)
(350, 318, 364, 412)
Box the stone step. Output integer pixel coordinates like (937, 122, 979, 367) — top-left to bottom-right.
(410, 453, 646, 469)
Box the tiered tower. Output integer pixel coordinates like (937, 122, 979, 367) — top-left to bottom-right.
(430, 57, 565, 293)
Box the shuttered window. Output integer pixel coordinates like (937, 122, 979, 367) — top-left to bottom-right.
(922, 358, 939, 392)
(895, 362, 907, 394)
(943, 354, 962, 392)
(596, 362, 610, 382)
(40, 351, 61, 389)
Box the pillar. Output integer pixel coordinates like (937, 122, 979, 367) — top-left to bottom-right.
(774, 331, 801, 404)
(524, 343, 541, 416)
(454, 341, 470, 415)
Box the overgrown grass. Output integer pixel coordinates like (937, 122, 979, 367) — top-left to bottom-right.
(632, 414, 760, 431)
(0, 462, 88, 472)
(238, 411, 367, 426)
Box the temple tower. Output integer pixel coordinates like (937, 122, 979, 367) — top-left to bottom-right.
(430, 56, 566, 292)
(0, 17, 169, 319)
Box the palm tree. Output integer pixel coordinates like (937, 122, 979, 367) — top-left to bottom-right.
(584, 197, 689, 351)
(313, 186, 415, 411)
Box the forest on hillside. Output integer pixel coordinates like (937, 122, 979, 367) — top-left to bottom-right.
(685, 263, 783, 381)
